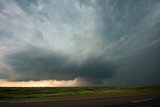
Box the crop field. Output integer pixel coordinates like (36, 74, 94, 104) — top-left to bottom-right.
(0, 86, 160, 99)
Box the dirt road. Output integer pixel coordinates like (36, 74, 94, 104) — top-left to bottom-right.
(0, 93, 160, 107)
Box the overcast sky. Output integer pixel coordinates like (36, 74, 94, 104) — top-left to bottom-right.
(0, 0, 160, 86)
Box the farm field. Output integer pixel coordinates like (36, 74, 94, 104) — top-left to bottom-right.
(0, 86, 160, 99)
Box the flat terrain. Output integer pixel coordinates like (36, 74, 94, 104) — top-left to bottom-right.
(0, 93, 160, 107)
(0, 86, 160, 107)
(0, 86, 160, 99)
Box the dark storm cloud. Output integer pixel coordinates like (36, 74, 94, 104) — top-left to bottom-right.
(4, 47, 116, 84)
(0, 0, 160, 85)
(93, 0, 160, 85)
(96, 0, 160, 41)
(104, 39, 160, 86)
(99, 0, 160, 59)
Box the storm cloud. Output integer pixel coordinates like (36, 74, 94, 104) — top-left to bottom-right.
(0, 0, 160, 86)
(3, 46, 116, 84)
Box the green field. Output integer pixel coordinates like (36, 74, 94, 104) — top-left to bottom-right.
(0, 86, 160, 99)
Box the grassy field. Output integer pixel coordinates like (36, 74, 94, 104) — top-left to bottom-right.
(0, 86, 160, 99)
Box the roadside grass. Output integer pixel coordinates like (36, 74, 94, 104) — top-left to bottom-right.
(0, 86, 160, 99)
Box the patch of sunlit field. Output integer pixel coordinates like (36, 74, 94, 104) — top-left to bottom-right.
(0, 86, 160, 99)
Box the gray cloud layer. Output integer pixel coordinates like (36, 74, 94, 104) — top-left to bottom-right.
(0, 0, 160, 85)
(3, 47, 116, 84)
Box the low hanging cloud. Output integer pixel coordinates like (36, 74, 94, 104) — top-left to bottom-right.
(3, 46, 116, 85)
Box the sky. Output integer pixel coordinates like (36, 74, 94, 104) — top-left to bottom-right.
(0, 0, 160, 87)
